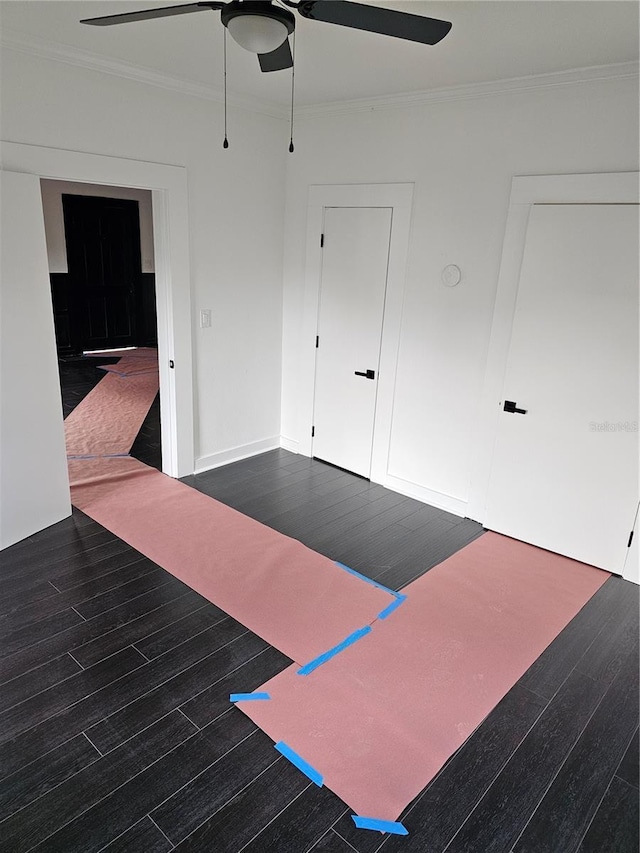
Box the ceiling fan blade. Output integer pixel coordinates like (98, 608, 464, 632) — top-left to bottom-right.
(258, 38, 293, 72)
(80, 2, 224, 27)
(297, 1, 452, 45)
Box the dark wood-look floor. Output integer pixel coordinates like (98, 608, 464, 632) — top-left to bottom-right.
(0, 361, 637, 852)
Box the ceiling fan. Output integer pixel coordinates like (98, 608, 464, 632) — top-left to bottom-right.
(81, 1, 453, 73)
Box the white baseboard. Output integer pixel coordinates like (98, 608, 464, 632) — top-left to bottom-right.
(382, 473, 468, 518)
(279, 435, 300, 454)
(195, 441, 470, 517)
(194, 436, 281, 473)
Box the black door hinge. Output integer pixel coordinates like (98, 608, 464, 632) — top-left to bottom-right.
(628, 530, 634, 548)
(315, 335, 319, 348)
(320, 233, 324, 248)
(311, 426, 315, 437)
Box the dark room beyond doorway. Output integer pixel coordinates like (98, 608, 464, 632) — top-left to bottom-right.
(50, 193, 157, 356)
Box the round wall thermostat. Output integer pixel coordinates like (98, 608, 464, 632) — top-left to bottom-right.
(442, 264, 461, 287)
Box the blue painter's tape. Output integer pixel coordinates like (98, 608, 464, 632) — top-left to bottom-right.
(275, 741, 323, 786)
(229, 692, 271, 702)
(297, 625, 372, 676)
(335, 562, 397, 597)
(377, 593, 407, 620)
(352, 816, 408, 835)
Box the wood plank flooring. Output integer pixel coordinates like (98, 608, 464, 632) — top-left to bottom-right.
(0, 358, 637, 852)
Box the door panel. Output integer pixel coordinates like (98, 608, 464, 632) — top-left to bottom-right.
(624, 503, 639, 584)
(1, 171, 70, 547)
(312, 207, 392, 478)
(485, 204, 639, 572)
(87, 296, 108, 341)
(62, 194, 142, 351)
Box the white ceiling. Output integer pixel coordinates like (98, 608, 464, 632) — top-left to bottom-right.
(1, 0, 638, 107)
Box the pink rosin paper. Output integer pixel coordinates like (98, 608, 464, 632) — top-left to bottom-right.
(65, 352, 609, 825)
(98, 347, 159, 376)
(65, 370, 159, 457)
(240, 532, 609, 821)
(98, 361, 158, 377)
(68, 456, 394, 665)
(66, 352, 395, 666)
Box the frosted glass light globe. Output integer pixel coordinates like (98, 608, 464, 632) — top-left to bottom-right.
(226, 15, 288, 53)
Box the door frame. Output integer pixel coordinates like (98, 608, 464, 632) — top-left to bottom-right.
(298, 183, 413, 485)
(0, 141, 194, 479)
(469, 171, 639, 527)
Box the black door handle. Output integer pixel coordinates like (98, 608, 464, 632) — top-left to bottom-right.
(355, 369, 375, 380)
(504, 400, 527, 414)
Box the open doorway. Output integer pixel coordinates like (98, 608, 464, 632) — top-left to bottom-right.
(2, 143, 193, 521)
(41, 179, 162, 472)
(1, 148, 193, 549)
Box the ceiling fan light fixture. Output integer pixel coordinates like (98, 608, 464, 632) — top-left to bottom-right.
(226, 14, 287, 53)
(221, 2, 296, 55)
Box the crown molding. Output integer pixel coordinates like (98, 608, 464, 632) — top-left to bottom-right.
(2, 28, 636, 121)
(296, 60, 640, 119)
(0, 28, 288, 120)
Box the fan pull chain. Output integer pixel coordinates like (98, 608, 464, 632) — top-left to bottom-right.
(223, 26, 229, 149)
(289, 30, 296, 153)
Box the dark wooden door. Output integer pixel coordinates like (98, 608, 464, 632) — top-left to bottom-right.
(62, 195, 143, 352)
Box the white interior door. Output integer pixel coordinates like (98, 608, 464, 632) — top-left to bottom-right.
(312, 207, 392, 478)
(485, 204, 639, 573)
(624, 503, 639, 584)
(1, 171, 71, 548)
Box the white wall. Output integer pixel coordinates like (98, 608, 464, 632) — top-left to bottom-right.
(281, 75, 639, 515)
(40, 180, 155, 273)
(1, 48, 287, 474)
(1, 40, 638, 549)
(1, 171, 71, 548)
